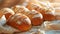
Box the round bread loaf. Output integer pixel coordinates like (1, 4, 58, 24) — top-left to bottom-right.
(7, 13, 32, 32)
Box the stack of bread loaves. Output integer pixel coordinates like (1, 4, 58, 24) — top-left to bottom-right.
(0, 0, 60, 34)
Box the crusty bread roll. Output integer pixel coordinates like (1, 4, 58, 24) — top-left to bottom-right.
(29, 10, 43, 26)
(12, 5, 43, 26)
(26, 0, 53, 11)
(0, 8, 15, 20)
(0, 15, 20, 34)
(26, 2, 55, 21)
(7, 13, 32, 32)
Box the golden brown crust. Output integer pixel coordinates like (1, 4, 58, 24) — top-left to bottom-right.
(12, 6, 43, 26)
(7, 13, 32, 32)
(0, 8, 15, 20)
